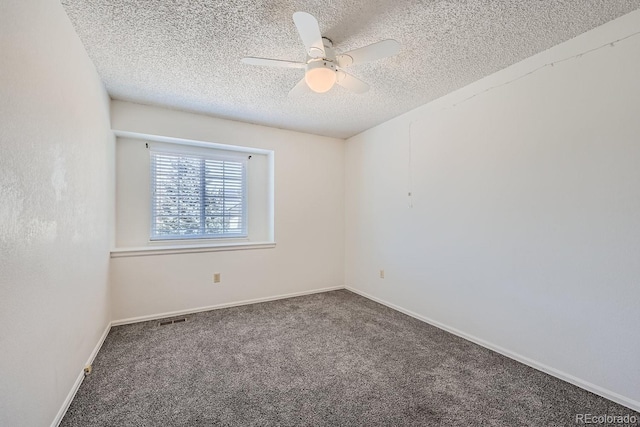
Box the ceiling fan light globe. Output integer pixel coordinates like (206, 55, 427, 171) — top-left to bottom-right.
(305, 65, 336, 93)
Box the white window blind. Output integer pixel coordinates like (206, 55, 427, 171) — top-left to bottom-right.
(150, 150, 247, 240)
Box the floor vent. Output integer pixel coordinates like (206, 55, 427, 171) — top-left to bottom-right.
(158, 317, 188, 326)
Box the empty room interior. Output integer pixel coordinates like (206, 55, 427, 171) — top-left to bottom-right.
(2, 1, 640, 426)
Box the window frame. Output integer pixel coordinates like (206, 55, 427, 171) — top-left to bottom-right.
(149, 147, 249, 242)
(110, 130, 275, 257)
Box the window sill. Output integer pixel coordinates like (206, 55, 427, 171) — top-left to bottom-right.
(110, 241, 276, 258)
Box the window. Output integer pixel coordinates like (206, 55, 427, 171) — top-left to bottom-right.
(150, 150, 247, 240)
(113, 136, 273, 255)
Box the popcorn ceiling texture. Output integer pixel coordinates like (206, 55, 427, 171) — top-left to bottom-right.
(61, 0, 640, 138)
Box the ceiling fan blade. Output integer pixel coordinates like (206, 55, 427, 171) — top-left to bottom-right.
(337, 39, 400, 68)
(336, 70, 369, 94)
(288, 77, 310, 97)
(292, 12, 325, 58)
(242, 57, 305, 69)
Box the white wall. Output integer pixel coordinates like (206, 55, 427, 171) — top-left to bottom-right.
(110, 101, 344, 321)
(0, 1, 113, 426)
(345, 10, 640, 410)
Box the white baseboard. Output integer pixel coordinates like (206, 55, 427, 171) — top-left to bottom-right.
(111, 285, 346, 326)
(52, 321, 112, 427)
(345, 286, 640, 413)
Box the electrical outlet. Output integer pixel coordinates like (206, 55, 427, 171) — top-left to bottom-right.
(379, 270, 385, 279)
(213, 273, 221, 283)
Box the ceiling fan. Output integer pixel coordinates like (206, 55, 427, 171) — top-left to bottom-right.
(242, 12, 401, 95)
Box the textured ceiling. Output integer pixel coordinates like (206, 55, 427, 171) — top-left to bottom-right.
(61, 0, 640, 139)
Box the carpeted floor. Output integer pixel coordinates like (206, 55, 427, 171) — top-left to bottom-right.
(61, 290, 637, 426)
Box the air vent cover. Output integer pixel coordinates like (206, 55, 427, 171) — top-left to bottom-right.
(158, 317, 188, 326)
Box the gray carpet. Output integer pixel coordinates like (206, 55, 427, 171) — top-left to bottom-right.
(62, 290, 637, 426)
